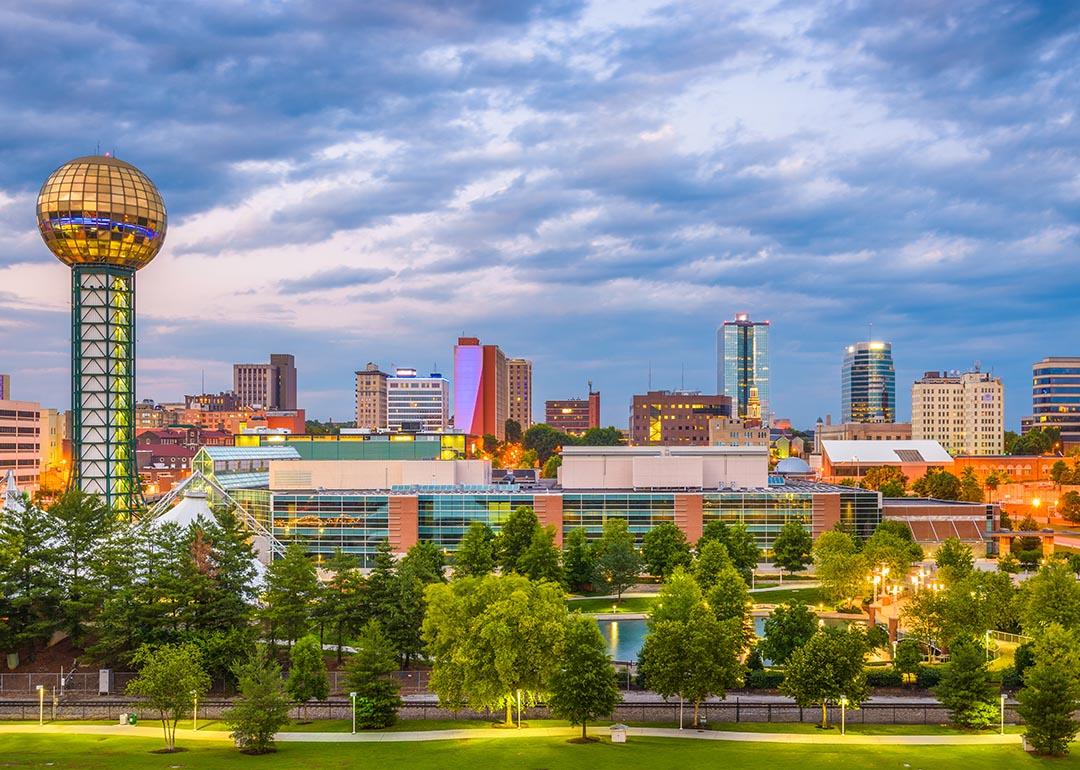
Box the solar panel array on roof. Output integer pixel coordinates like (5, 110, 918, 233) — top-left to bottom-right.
(894, 449, 926, 462)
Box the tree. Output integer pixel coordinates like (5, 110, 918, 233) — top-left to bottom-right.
(0, 495, 61, 659)
(523, 424, 569, 464)
(320, 549, 366, 663)
(547, 615, 621, 740)
(518, 525, 565, 585)
(934, 638, 997, 728)
(400, 540, 446, 585)
(563, 528, 596, 593)
(1051, 460, 1071, 488)
(423, 574, 567, 726)
(759, 601, 817, 665)
(1060, 491, 1080, 523)
(578, 426, 624, 446)
(771, 522, 813, 575)
(813, 530, 868, 607)
(49, 489, 116, 647)
(1019, 562, 1080, 633)
(126, 642, 211, 752)
(504, 419, 523, 444)
(1008, 426, 1061, 456)
(893, 639, 922, 683)
(1018, 623, 1080, 756)
(958, 466, 984, 503)
(640, 604, 742, 726)
(593, 518, 641, 602)
(723, 524, 761, 582)
(344, 620, 402, 729)
(707, 567, 753, 650)
(862, 466, 907, 496)
(863, 524, 922, 577)
(541, 455, 562, 479)
(455, 521, 496, 578)
(934, 537, 974, 579)
(496, 505, 540, 572)
(641, 522, 692, 579)
(224, 647, 292, 754)
(911, 468, 962, 501)
(779, 627, 869, 729)
(286, 634, 329, 715)
(691, 539, 732, 592)
(262, 543, 320, 650)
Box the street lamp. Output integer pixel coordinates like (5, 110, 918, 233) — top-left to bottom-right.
(1000, 693, 1006, 735)
(349, 692, 357, 734)
(840, 696, 848, 736)
(36, 684, 44, 726)
(191, 690, 198, 731)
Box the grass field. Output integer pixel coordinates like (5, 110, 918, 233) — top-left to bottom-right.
(568, 596, 657, 613)
(747, 586, 825, 606)
(0, 732, 1070, 770)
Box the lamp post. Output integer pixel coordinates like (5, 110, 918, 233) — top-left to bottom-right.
(840, 696, 847, 736)
(349, 692, 357, 734)
(191, 690, 198, 732)
(36, 684, 44, 726)
(1000, 693, 1006, 735)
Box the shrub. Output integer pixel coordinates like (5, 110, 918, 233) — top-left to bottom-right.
(916, 665, 943, 689)
(746, 669, 785, 690)
(865, 668, 903, 688)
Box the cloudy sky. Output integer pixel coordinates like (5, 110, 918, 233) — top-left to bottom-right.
(1, 0, 1078, 428)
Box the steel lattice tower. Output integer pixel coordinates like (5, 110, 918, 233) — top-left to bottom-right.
(37, 155, 168, 517)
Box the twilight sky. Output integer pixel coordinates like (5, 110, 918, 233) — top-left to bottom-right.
(1, 0, 1078, 429)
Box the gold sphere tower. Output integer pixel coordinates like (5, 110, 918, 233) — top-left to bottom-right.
(37, 155, 168, 516)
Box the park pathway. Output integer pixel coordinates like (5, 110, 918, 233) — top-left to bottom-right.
(0, 721, 1020, 746)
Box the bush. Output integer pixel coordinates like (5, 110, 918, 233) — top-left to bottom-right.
(746, 669, 785, 690)
(999, 666, 1023, 691)
(865, 667, 903, 688)
(916, 665, 943, 689)
(224, 648, 291, 754)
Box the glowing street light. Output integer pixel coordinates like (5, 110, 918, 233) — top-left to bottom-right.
(350, 691, 357, 734)
(36, 684, 44, 726)
(191, 690, 198, 731)
(840, 695, 848, 736)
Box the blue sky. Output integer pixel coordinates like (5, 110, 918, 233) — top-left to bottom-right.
(1, 0, 1078, 429)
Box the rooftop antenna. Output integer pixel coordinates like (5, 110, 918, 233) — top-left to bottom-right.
(868, 320, 873, 342)
(95, 141, 101, 155)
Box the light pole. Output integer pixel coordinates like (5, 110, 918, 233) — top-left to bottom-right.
(1000, 693, 1006, 735)
(840, 696, 847, 736)
(36, 685, 44, 726)
(349, 692, 357, 734)
(191, 690, 198, 731)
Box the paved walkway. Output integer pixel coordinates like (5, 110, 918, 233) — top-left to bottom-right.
(0, 722, 1021, 746)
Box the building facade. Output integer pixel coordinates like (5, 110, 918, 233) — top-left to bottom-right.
(545, 389, 600, 435)
(453, 336, 508, 440)
(708, 416, 771, 447)
(911, 369, 1004, 455)
(0, 399, 42, 492)
(185, 391, 244, 412)
(507, 358, 533, 430)
(354, 362, 388, 430)
(629, 391, 731, 446)
(842, 341, 896, 423)
(234, 353, 297, 410)
(1027, 357, 1080, 449)
(718, 313, 770, 424)
(386, 368, 449, 432)
(813, 418, 912, 453)
(0, 374, 8, 400)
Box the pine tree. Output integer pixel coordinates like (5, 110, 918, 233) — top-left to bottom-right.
(934, 638, 997, 728)
(225, 646, 292, 754)
(345, 620, 401, 729)
(50, 489, 116, 647)
(548, 615, 621, 740)
(286, 634, 329, 721)
(320, 549, 366, 663)
(1019, 624, 1080, 755)
(0, 495, 61, 660)
(262, 543, 319, 650)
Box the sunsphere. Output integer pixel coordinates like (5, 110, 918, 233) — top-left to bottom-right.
(36, 154, 167, 517)
(37, 155, 167, 270)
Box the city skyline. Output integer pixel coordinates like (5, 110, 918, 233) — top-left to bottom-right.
(1, 3, 1078, 427)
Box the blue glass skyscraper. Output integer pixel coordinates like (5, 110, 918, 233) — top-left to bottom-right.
(717, 313, 770, 424)
(842, 341, 896, 423)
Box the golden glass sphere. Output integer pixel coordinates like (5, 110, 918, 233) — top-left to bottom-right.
(37, 155, 167, 270)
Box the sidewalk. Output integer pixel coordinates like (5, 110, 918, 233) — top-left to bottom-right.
(0, 721, 1022, 746)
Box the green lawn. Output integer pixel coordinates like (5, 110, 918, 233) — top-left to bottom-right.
(0, 732, 1068, 770)
(568, 596, 657, 613)
(749, 586, 825, 606)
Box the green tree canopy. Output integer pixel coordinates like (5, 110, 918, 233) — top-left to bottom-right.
(523, 424, 570, 464)
(1060, 490, 1080, 523)
(262, 542, 320, 650)
(224, 646, 292, 754)
(1018, 623, 1080, 756)
(454, 521, 496, 578)
(934, 537, 974, 579)
(1019, 562, 1080, 633)
(911, 468, 962, 500)
(771, 521, 813, 575)
(779, 627, 869, 728)
(547, 615, 621, 740)
(861, 466, 907, 496)
(345, 620, 402, 729)
(759, 601, 817, 665)
(423, 574, 567, 726)
(496, 505, 540, 573)
(641, 522, 692, 579)
(812, 530, 868, 607)
(126, 642, 211, 752)
(934, 637, 997, 728)
(517, 525, 565, 586)
(958, 466, 985, 503)
(692, 539, 733, 592)
(562, 528, 597, 593)
(593, 518, 641, 601)
(286, 634, 329, 706)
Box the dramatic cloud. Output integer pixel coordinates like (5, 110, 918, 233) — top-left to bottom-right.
(1, 0, 1078, 426)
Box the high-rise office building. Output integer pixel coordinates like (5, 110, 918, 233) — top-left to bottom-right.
(37, 154, 168, 515)
(387, 368, 449, 433)
(546, 388, 600, 436)
(1026, 357, 1080, 449)
(718, 313, 770, 425)
(842, 341, 896, 423)
(453, 337, 508, 439)
(507, 358, 533, 430)
(234, 353, 297, 410)
(911, 369, 1004, 455)
(355, 363, 389, 430)
(0, 374, 9, 400)
(629, 391, 731, 446)
(0, 398, 42, 493)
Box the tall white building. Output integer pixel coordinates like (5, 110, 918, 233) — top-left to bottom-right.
(387, 368, 449, 432)
(911, 369, 1004, 455)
